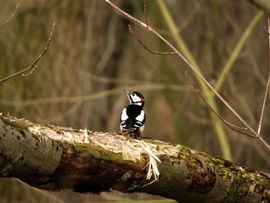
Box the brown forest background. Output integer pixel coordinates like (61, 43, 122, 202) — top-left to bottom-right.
(0, 0, 269, 202)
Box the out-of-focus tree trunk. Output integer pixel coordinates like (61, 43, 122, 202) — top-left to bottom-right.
(0, 115, 269, 203)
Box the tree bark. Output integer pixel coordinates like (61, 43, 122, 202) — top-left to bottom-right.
(246, 0, 270, 12)
(0, 115, 269, 203)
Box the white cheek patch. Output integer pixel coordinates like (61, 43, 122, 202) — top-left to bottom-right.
(130, 94, 141, 103)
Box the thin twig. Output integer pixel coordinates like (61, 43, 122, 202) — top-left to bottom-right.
(106, 0, 270, 152)
(258, 136, 270, 151)
(185, 72, 255, 138)
(0, 84, 189, 107)
(253, 16, 270, 151)
(105, 0, 257, 136)
(214, 11, 264, 92)
(227, 76, 256, 124)
(0, 3, 19, 29)
(128, 24, 176, 55)
(0, 18, 57, 84)
(256, 16, 270, 137)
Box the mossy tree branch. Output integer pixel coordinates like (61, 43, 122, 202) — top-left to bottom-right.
(0, 115, 269, 203)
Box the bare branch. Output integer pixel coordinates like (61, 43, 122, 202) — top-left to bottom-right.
(214, 11, 264, 92)
(256, 16, 270, 137)
(0, 3, 19, 29)
(0, 18, 57, 84)
(105, 0, 270, 152)
(0, 84, 189, 107)
(185, 72, 255, 138)
(128, 24, 176, 55)
(258, 136, 270, 151)
(105, 0, 257, 136)
(252, 16, 270, 151)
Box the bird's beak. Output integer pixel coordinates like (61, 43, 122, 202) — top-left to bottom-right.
(122, 89, 130, 96)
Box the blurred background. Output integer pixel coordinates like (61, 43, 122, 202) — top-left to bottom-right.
(0, 0, 269, 202)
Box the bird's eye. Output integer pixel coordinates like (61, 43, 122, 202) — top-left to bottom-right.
(132, 93, 135, 96)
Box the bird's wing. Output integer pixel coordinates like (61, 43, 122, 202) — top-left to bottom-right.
(134, 110, 145, 127)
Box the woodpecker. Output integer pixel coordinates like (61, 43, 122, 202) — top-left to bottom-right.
(120, 89, 146, 139)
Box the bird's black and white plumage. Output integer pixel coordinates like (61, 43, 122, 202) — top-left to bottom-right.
(120, 90, 146, 139)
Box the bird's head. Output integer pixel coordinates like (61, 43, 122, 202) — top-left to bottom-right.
(123, 89, 145, 107)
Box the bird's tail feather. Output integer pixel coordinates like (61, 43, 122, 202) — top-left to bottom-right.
(125, 128, 141, 140)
